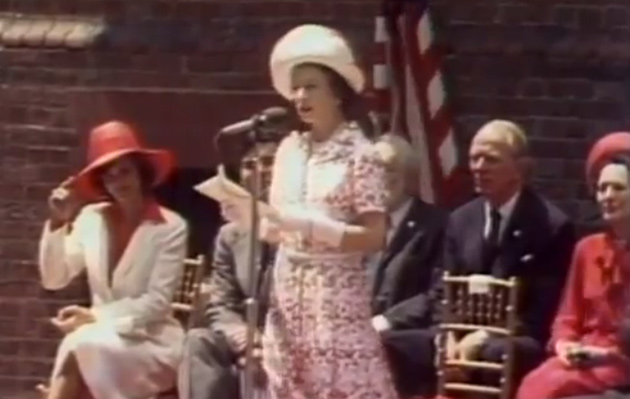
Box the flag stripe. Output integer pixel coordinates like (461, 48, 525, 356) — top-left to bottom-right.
(374, 0, 464, 206)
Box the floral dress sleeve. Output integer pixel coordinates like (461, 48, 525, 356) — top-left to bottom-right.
(351, 144, 388, 215)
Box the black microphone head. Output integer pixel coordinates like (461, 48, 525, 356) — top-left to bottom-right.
(260, 107, 289, 124)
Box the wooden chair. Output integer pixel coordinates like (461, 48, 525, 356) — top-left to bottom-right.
(436, 272, 520, 399)
(156, 255, 208, 399)
(172, 254, 207, 330)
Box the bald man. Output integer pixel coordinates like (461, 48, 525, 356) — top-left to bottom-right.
(384, 120, 577, 397)
(368, 134, 446, 331)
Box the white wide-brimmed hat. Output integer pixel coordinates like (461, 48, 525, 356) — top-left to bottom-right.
(269, 24, 365, 100)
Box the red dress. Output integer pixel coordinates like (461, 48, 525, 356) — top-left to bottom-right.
(516, 233, 630, 399)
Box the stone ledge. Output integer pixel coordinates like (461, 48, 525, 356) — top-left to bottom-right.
(0, 13, 106, 49)
(0, 14, 241, 53)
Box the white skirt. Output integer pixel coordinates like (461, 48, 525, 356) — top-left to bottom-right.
(51, 321, 183, 399)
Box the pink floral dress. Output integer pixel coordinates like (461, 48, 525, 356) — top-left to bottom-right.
(262, 124, 399, 399)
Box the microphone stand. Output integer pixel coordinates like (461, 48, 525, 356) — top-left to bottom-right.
(242, 117, 265, 399)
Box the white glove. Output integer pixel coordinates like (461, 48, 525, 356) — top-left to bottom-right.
(271, 207, 346, 247)
(371, 315, 391, 333)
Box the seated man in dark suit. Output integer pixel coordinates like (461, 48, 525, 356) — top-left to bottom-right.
(385, 120, 577, 396)
(177, 143, 277, 399)
(370, 134, 447, 330)
(366, 134, 447, 393)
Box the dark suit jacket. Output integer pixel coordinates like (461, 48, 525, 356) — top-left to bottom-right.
(438, 187, 577, 344)
(372, 198, 447, 330)
(204, 222, 275, 339)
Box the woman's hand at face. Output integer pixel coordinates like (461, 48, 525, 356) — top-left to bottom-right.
(48, 176, 84, 227)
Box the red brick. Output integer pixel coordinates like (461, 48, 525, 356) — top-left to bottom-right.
(576, 7, 603, 30)
(6, 0, 50, 14)
(0, 358, 22, 376)
(0, 280, 40, 297)
(18, 359, 52, 378)
(0, 0, 626, 392)
(603, 6, 628, 27)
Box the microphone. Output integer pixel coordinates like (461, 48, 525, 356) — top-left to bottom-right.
(218, 107, 289, 142)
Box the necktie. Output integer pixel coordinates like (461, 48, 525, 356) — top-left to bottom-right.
(487, 208, 502, 248)
(367, 214, 393, 283)
(385, 214, 395, 246)
(483, 208, 502, 270)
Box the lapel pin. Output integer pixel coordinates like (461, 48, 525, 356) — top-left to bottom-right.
(407, 221, 415, 228)
(513, 230, 522, 238)
(520, 253, 533, 262)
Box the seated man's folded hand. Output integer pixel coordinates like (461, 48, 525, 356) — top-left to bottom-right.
(224, 325, 248, 354)
(435, 332, 470, 382)
(433, 331, 458, 364)
(456, 329, 490, 361)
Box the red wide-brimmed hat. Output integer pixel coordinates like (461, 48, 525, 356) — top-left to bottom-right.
(585, 131, 630, 189)
(73, 121, 175, 200)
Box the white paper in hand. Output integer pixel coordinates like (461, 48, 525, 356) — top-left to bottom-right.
(194, 166, 248, 202)
(194, 166, 275, 220)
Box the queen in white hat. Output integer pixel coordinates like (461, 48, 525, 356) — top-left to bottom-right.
(259, 24, 398, 399)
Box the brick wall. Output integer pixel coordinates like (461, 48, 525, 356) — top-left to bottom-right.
(0, 0, 379, 393)
(0, 0, 627, 393)
(431, 0, 630, 220)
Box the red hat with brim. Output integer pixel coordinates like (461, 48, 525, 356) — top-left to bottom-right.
(73, 120, 175, 201)
(585, 131, 630, 189)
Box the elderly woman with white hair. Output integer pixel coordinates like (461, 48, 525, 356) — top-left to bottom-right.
(245, 25, 399, 399)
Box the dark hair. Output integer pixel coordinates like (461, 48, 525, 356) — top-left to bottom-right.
(92, 153, 155, 199)
(295, 63, 377, 139)
(591, 151, 630, 191)
(608, 153, 630, 170)
(242, 142, 278, 165)
(240, 143, 278, 198)
(596, 153, 630, 187)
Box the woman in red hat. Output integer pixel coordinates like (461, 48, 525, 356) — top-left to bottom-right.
(515, 132, 630, 399)
(37, 121, 188, 399)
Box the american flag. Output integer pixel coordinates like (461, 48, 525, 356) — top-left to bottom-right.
(373, 0, 467, 208)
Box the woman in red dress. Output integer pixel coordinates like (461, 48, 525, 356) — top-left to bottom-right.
(516, 132, 630, 399)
